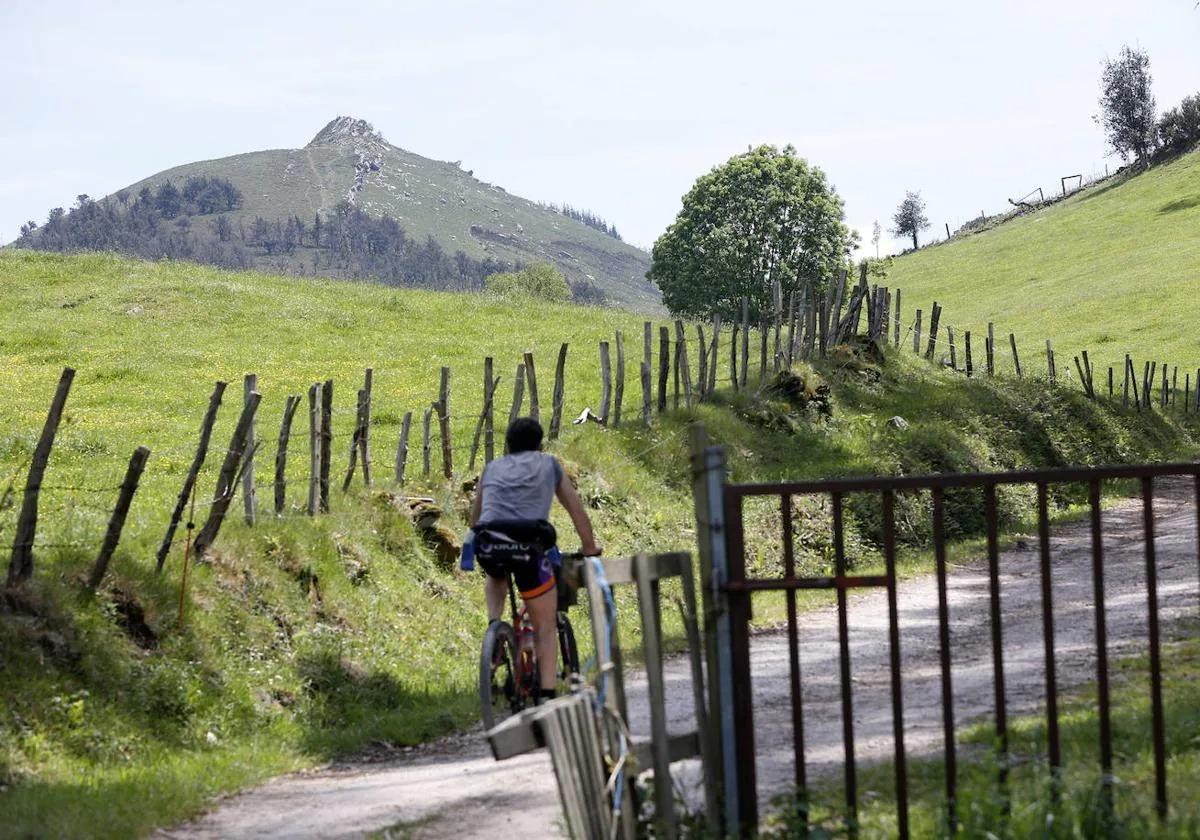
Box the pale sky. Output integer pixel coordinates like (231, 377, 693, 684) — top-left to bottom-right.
(2, 0, 1197, 256)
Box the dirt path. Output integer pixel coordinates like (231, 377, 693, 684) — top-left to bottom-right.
(160, 480, 1199, 839)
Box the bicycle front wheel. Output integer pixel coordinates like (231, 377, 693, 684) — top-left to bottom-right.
(557, 612, 580, 686)
(480, 620, 520, 731)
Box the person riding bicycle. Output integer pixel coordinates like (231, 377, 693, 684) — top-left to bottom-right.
(469, 416, 600, 703)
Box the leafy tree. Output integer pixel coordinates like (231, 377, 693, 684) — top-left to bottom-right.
(1096, 45, 1157, 163)
(154, 181, 182, 219)
(648, 144, 848, 319)
(891, 191, 929, 251)
(1156, 92, 1200, 153)
(485, 263, 570, 302)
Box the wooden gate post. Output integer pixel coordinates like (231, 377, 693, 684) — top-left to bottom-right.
(7, 367, 74, 586)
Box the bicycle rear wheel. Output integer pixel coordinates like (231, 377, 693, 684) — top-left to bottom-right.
(557, 612, 580, 686)
(480, 620, 520, 730)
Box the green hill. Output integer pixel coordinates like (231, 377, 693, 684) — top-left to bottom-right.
(59, 117, 657, 309)
(2, 251, 1197, 837)
(887, 149, 1200, 379)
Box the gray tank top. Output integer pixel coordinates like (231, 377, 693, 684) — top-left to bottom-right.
(479, 451, 563, 522)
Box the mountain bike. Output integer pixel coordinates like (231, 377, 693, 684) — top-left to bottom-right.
(479, 553, 584, 730)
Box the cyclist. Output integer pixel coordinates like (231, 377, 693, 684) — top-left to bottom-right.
(469, 416, 600, 703)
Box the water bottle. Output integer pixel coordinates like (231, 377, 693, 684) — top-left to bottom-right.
(459, 529, 475, 571)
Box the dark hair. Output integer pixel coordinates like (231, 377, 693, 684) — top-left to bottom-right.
(506, 417, 544, 453)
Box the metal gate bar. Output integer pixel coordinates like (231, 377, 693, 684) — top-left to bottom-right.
(713, 460, 1200, 837)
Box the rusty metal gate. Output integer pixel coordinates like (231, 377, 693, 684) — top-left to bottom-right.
(692, 435, 1200, 837)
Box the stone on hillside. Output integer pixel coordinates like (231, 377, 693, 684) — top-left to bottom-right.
(887, 416, 910, 430)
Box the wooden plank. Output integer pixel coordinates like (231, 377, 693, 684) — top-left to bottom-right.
(274, 395, 301, 514)
(8, 367, 74, 585)
(194, 391, 261, 558)
(157, 380, 226, 571)
(242, 374, 258, 525)
(88, 446, 151, 589)
(395, 410, 412, 485)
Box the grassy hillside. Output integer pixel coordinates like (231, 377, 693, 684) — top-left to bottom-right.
(112, 117, 657, 309)
(887, 149, 1200, 378)
(2, 251, 1198, 837)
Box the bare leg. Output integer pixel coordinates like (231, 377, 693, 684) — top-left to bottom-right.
(526, 584, 559, 692)
(484, 575, 508, 622)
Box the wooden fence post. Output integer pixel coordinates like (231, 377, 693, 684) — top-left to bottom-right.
(523, 353, 540, 424)
(274, 395, 300, 514)
(319, 379, 332, 513)
(924, 303, 941, 359)
(696, 325, 708, 401)
(360, 368, 373, 486)
(913, 309, 922, 354)
(786, 291, 797, 367)
(772, 278, 783, 371)
(194, 391, 262, 558)
(705, 314, 715, 393)
(1186, 374, 1191, 414)
(308, 383, 321, 515)
(88, 446, 151, 590)
(658, 326, 670, 412)
(1123, 356, 1131, 408)
(739, 297, 749, 387)
(157, 380, 226, 571)
(1010, 334, 1022, 378)
(550, 345, 568, 442)
(342, 388, 365, 492)
(673, 330, 681, 409)
(758, 320, 768, 382)
(422, 406, 433, 477)
(676, 320, 694, 409)
(614, 332, 625, 427)
(893, 288, 902, 349)
(508, 363, 526, 441)
(7, 366, 74, 586)
(470, 375, 501, 469)
(641, 362, 652, 428)
(242, 374, 258, 525)
(1108, 367, 1114, 398)
(484, 356, 496, 460)
(986, 323, 995, 377)
(436, 367, 453, 478)
(1047, 340, 1056, 382)
(947, 326, 957, 370)
(599, 341, 612, 424)
(1172, 367, 1178, 407)
(965, 331, 974, 377)
(1081, 351, 1095, 398)
(730, 320, 739, 392)
(395, 410, 412, 485)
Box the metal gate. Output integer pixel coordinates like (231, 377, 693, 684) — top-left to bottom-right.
(691, 431, 1200, 837)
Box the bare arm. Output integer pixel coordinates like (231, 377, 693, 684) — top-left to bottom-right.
(555, 470, 600, 555)
(469, 484, 483, 526)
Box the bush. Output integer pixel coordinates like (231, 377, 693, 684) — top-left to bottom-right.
(1157, 93, 1200, 154)
(484, 263, 570, 302)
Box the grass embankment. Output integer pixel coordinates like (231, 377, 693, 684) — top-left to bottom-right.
(1, 251, 1197, 837)
(764, 622, 1200, 838)
(887, 148, 1200, 375)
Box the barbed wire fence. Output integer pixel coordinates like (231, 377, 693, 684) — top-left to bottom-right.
(5, 271, 1198, 595)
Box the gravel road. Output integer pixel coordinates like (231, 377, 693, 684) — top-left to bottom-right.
(160, 479, 1199, 839)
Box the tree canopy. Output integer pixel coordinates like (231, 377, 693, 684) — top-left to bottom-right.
(1096, 45, 1157, 163)
(891, 191, 929, 251)
(648, 145, 849, 320)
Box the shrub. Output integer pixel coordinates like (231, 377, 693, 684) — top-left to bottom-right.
(1157, 93, 1200, 154)
(484, 263, 570, 302)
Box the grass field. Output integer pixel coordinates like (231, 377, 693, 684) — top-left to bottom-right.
(886, 148, 1200, 380)
(1, 250, 1198, 837)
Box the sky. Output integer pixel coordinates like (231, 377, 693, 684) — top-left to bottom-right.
(1, 0, 1197, 255)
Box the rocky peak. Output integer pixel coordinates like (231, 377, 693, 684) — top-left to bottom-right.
(306, 117, 387, 149)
